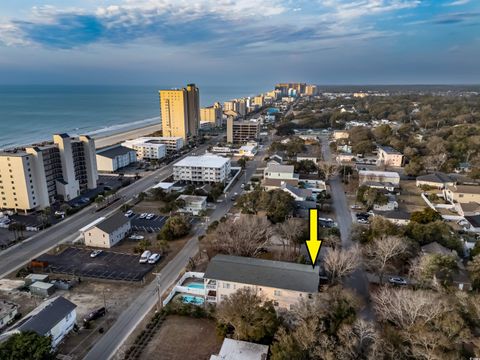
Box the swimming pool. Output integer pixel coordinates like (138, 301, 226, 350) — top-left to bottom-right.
(182, 295, 205, 305)
(186, 282, 204, 290)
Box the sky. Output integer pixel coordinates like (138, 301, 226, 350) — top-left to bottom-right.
(0, 0, 479, 87)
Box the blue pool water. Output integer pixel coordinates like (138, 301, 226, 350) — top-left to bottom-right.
(186, 282, 204, 290)
(182, 295, 205, 305)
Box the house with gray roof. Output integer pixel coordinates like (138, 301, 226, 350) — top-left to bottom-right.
(416, 172, 456, 189)
(82, 212, 131, 248)
(204, 255, 319, 310)
(0, 296, 76, 348)
(96, 145, 137, 172)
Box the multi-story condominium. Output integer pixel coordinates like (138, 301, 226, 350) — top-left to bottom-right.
(377, 146, 404, 167)
(305, 84, 319, 96)
(275, 83, 307, 96)
(0, 134, 98, 212)
(82, 212, 131, 248)
(223, 100, 237, 112)
(122, 138, 166, 160)
(96, 145, 137, 172)
(226, 118, 260, 144)
(173, 155, 231, 184)
(254, 95, 264, 107)
(204, 255, 319, 310)
(237, 99, 247, 117)
(160, 84, 200, 142)
(200, 102, 223, 127)
(124, 136, 184, 154)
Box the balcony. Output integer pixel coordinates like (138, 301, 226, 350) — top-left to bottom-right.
(206, 296, 217, 303)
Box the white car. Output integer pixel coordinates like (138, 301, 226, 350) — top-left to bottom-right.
(148, 253, 161, 264)
(125, 210, 134, 217)
(388, 277, 407, 285)
(129, 234, 144, 241)
(139, 250, 152, 263)
(139, 213, 148, 219)
(90, 250, 103, 258)
(146, 213, 155, 220)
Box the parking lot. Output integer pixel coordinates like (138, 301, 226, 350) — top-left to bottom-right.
(36, 247, 154, 281)
(131, 214, 169, 232)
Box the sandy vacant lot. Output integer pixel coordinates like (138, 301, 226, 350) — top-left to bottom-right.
(140, 315, 222, 360)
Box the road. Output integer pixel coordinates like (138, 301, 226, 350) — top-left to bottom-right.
(0, 139, 218, 279)
(84, 139, 270, 360)
(320, 135, 373, 319)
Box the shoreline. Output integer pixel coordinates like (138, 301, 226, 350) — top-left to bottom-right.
(93, 123, 162, 149)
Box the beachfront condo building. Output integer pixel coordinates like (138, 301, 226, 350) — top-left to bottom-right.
(226, 118, 260, 144)
(0, 134, 98, 212)
(204, 255, 319, 310)
(275, 83, 307, 96)
(200, 102, 223, 127)
(122, 138, 166, 160)
(123, 136, 183, 155)
(173, 154, 231, 184)
(159, 84, 200, 142)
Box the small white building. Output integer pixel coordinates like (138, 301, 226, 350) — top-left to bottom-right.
(177, 195, 207, 215)
(236, 144, 257, 158)
(0, 300, 18, 330)
(123, 137, 184, 154)
(82, 212, 131, 248)
(122, 139, 166, 160)
(96, 145, 137, 172)
(358, 170, 400, 187)
(210, 338, 269, 360)
(1, 296, 77, 348)
(173, 155, 231, 184)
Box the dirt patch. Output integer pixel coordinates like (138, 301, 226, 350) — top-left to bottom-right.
(140, 315, 222, 360)
(397, 180, 427, 212)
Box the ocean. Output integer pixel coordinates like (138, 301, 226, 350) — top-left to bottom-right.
(0, 84, 263, 149)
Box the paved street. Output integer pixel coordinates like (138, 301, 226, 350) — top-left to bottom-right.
(0, 139, 218, 279)
(320, 135, 373, 320)
(83, 138, 270, 360)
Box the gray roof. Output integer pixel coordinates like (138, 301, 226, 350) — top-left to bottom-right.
(379, 145, 401, 155)
(95, 212, 130, 233)
(376, 210, 411, 220)
(205, 255, 319, 293)
(417, 172, 454, 184)
(15, 296, 76, 336)
(97, 145, 135, 159)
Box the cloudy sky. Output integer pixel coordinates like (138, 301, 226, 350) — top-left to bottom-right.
(0, 0, 479, 86)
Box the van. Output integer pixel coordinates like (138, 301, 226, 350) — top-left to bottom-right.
(139, 250, 152, 264)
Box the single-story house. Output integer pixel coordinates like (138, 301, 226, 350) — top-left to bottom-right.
(421, 242, 457, 257)
(464, 215, 480, 233)
(358, 170, 400, 188)
(210, 338, 269, 360)
(82, 212, 131, 248)
(362, 181, 396, 193)
(444, 184, 480, 204)
(96, 145, 137, 172)
(374, 210, 411, 225)
(281, 183, 313, 202)
(416, 172, 456, 189)
(177, 195, 207, 215)
(455, 202, 480, 217)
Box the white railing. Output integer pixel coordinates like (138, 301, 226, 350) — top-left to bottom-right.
(206, 296, 217, 302)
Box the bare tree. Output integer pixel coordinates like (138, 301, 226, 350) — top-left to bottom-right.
(365, 236, 408, 284)
(336, 319, 385, 360)
(317, 161, 339, 182)
(372, 287, 449, 329)
(204, 215, 272, 258)
(275, 217, 307, 255)
(323, 245, 362, 284)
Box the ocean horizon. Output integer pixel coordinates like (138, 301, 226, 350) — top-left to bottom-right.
(0, 84, 264, 149)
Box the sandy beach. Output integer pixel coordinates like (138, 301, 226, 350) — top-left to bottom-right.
(93, 124, 162, 149)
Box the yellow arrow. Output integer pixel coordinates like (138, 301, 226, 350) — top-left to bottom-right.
(306, 209, 322, 267)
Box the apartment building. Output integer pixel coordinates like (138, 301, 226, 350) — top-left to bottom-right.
(173, 155, 231, 184)
(377, 146, 404, 167)
(82, 212, 131, 248)
(254, 96, 264, 107)
(275, 83, 307, 96)
(226, 118, 260, 144)
(122, 138, 166, 160)
(124, 137, 184, 154)
(160, 84, 200, 141)
(204, 255, 319, 310)
(96, 145, 137, 172)
(0, 134, 98, 212)
(200, 102, 223, 127)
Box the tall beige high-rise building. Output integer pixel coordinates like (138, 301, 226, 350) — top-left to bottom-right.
(160, 84, 200, 141)
(200, 102, 222, 126)
(0, 134, 98, 213)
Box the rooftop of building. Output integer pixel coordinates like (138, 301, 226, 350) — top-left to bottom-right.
(97, 145, 135, 159)
(417, 172, 455, 184)
(265, 163, 295, 173)
(0, 300, 17, 319)
(210, 338, 269, 360)
(204, 254, 319, 293)
(174, 155, 230, 168)
(421, 242, 456, 256)
(13, 296, 76, 335)
(448, 184, 480, 194)
(359, 170, 400, 178)
(465, 215, 480, 228)
(378, 145, 402, 155)
(94, 212, 130, 233)
(177, 195, 208, 203)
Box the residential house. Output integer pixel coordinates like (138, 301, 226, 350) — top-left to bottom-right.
(210, 338, 269, 360)
(82, 212, 131, 248)
(333, 130, 349, 140)
(444, 184, 480, 204)
(96, 145, 137, 172)
(464, 215, 480, 233)
(358, 170, 400, 188)
(1, 296, 77, 348)
(373, 194, 398, 211)
(263, 163, 300, 190)
(280, 183, 313, 202)
(177, 195, 207, 215)
(0, 301, 18, 330)
(204, 255, 319, 310)
(374, 210, 411, 225)
(377, 146, 404, 167)
(455, 202, 480, 217)
(416, 173, 456, 190)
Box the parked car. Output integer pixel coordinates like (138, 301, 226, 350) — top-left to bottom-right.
(357, 218, 369, 224)
(139, 250, 152, 263)
(125, 210, 134, 217)
(139, 213, 148, 219)
(148, 253, 161, 264)
(90, 249, 103, 258)
(83, 307, 106, 323)
(55, 210, 66, 217)
(388, 277, 407, 285)
(80, 197, 90, 204)
(146, 213, 155, 220)
(129, 234, 144, 240)
(350, 204, 362, 210)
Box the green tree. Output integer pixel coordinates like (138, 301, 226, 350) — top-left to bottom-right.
(0, 331, 54, 360)
(410, 208, 442, 224)
(237, 157, 248, 169)
(216, 288, 279, 342)
(157, 215, 191, 240)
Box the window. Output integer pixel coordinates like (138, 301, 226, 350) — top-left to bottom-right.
(274, 290, 282, 296)
(222, 283, 231, 289)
